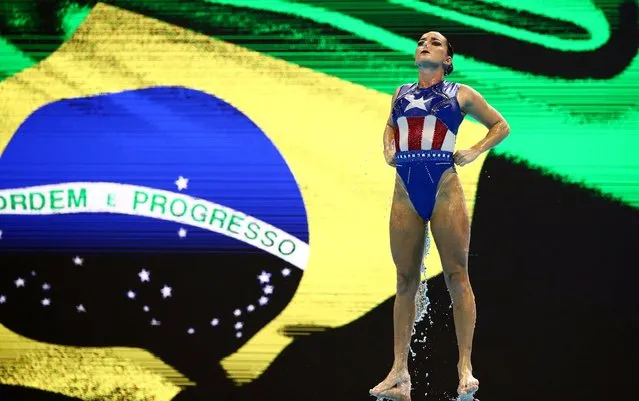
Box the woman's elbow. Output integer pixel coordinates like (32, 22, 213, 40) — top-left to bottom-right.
(500, 119, 511, 137)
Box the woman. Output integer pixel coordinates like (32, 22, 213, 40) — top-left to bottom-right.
(370, 31, 510, 401)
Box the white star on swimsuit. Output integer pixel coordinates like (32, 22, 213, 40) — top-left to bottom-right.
(404, 93, 427, 112)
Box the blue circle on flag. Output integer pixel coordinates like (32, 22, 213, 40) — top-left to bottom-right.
(0, 86, 309, 255)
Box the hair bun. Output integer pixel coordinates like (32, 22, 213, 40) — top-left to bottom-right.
(444, 63, 454, 75)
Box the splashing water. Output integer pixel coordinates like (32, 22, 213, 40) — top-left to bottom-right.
(439, 387, 478, 401)
(455, 394, 479, 401)
(414, 225, 432, 326)
(410, 228, 432, 360)
(409, 226, 435, 391)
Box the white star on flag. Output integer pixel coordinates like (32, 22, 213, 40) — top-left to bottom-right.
(247, 305, 255, 312)
(42, 283, 51, 291)
(259, 296, 269, 306)
(73, 256, 83, 266)
(233, 309, 242, 317)
(0, 230, 2, 239)
(31, 271, 36, 277)
(234, 322, 244, 330)
(127, 290, 136, 299)
(41, 298, 50, 306)
(178, 228, 187, 238)
(151, 319, 161, 326)
(143, 306, 150, 312)
(175, 176, 189, 191)
(77, 304, 86, 312)
(281, 268, 291, 277)
(0, 295, 6, 304)
(138, 269, 151, 283)
(14, 278, 25, 288)
(187, 328, 195, 335)
(236, 332, 242, 338)
(210, 318, 219, 327)
(161, 285, 172, 298)
(404, 93, 428, 112)
(258, 271, 271, 284)
(263, 285, 274, 295)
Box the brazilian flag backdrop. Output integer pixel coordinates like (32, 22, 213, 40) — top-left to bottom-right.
(0, 1, 637, 401)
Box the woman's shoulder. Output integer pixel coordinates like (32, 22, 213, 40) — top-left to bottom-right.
(391, 82, 417, 101)
(442, 79, 463, 92)
(398, 82, 418, 93)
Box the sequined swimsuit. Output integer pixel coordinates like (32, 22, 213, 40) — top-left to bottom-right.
(391, 81, 465, 221)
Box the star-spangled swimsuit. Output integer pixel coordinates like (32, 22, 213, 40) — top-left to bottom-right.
(391, 80, 465, 221)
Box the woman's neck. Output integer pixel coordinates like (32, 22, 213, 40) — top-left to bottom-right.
(417, 67, 444, 88)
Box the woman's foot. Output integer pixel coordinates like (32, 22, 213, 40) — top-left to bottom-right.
(370, 368, 410, 394)
(370, 380, 412, 401)
(457, 365, 479, 401)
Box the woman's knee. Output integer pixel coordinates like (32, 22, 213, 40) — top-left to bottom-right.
(396, 267, 421, 295)
(445, 269, 473, 300)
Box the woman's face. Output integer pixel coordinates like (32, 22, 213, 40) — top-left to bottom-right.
(415, 31, 451, 71)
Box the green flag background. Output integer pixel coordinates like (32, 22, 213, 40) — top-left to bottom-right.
(0, 1, 637, 401)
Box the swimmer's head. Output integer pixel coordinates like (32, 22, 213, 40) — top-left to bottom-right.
(414, 31, 454, 75)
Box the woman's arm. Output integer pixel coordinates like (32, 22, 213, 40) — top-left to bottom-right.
(454, 84, 510, 166)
